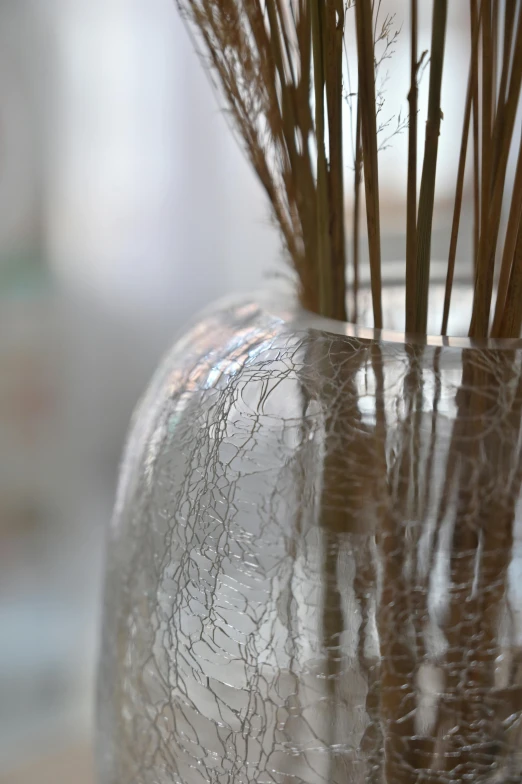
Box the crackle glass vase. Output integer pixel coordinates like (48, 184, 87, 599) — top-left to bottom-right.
(98, 295, 522, 784)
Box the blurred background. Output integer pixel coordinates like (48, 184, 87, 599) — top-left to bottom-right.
(0, 1, 475, 781)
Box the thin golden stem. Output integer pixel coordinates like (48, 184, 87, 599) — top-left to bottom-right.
(324, 0, 348, 320)
(479, 0, 493, 277)
(497, 225, 522, 337)
(442, 2, 482, 335)
(353, 106, 362, 325)
(491, 134, 522, 336)
(405, 0, 418, 334)
(492, 0, 499, 112)
(492, 0, 516, 172)
(355, 0, 383, 329)
(415, 0, 448, 334)
(470, 0, 481, 272)
(311, 0, 333, 318)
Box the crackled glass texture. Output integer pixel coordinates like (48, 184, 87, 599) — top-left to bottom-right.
(98, 297, 522, 784)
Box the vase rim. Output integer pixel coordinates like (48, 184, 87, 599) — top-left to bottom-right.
(251, 290, 522, 350)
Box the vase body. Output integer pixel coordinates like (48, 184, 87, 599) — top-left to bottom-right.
(98, 296, 522, 783)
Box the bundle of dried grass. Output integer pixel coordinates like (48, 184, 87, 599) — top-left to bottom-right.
(178, 0, 522, 338)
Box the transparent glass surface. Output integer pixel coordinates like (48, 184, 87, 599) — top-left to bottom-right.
(98, 295, 522, 783)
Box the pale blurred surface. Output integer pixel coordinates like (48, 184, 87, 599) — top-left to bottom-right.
(0, 0, 473, 781)
(0, 745, 94, 784)
(0, 1, 275, 780)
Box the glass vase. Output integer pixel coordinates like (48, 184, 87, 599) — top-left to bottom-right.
(97, 294, 522, 783)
